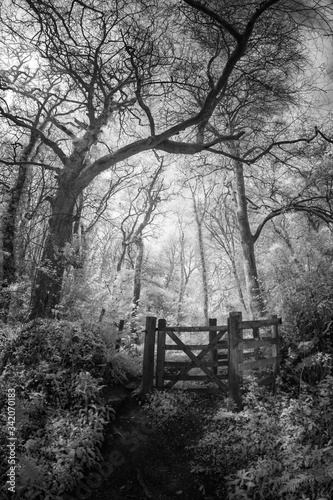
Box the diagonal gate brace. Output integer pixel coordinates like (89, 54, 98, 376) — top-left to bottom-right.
(165, 330, 228, 394)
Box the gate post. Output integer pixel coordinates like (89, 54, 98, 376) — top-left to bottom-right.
(209, 318, 218, 375)
(228, 312, 243, 411)
(142, 316, 157, 399)
(156, 319, 166, 389)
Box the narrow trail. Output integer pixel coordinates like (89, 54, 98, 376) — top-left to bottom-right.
(66, 387, 225, 500)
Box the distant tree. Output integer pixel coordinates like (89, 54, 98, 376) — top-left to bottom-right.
(204, 172, 248, 313)
(188, 180, 212, 325)
(175, 215, 197, 325)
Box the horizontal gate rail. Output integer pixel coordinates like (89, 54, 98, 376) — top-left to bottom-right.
(164, 361, 227, 368)
(159, 326, 228, 333)
(164, 341, 228, 350)
(165, 374, 229, 381)
(239, 318, 281, 329)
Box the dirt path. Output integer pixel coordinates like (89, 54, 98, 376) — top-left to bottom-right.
(67, 389, 226, 500)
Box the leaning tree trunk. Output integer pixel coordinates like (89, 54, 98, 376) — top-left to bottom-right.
(29, 185, 78, 319)
(232, 156, 266, 318)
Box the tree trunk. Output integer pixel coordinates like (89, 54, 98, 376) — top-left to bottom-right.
(232, 156, 265, 318)
(1, 163, 29, 322)
(192, 197, 209, 325)
(230, 257, 248, 312)
(176, 240, 185, 327)
(130, 236, 144, 342)
(29, 186, 78, 319)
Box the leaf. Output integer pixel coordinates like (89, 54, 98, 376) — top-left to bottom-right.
(75, 447, 84, 459)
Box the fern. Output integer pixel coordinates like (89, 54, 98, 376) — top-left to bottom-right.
(279, 474, 309, 494)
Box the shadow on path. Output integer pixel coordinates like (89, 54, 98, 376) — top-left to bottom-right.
(66, 386, 225, 500)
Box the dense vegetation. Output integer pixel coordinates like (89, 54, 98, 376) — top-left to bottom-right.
(0, 320, 141, 498)
(146, 377, 333, 500)
(1, 303, 333, 498)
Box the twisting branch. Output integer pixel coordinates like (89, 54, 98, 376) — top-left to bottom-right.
(182, 0, 242, 42)
(244, 129, 320, 163)
(49, 117, 77, 139)
(125, 43, 156, 136)
(207, 128, 325, 164)
(253, 202, 333, 243)
(0, 107, 68, 166)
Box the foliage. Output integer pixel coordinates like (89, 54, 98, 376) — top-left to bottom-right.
(283, 269, 333, 352)
(144, 389, 197, 425)
(261, 224, 333, 393)
(189, 377, 333, 500)
(264, 225, 333, 346)
(0, 319, 133, 499)
(105, 350, 142, 384)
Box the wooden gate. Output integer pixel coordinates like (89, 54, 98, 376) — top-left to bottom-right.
(142, 312, 281, 409)
(157, 318, 229, 395)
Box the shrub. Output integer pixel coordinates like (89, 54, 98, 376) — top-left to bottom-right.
(105, 350, 142, 384)
(0, 319, 117, 499)
(190, 378, 333, 500)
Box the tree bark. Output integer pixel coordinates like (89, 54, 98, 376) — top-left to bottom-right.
(0, 139, 37, 322)
(29, 184, 78, 319)
(192, 196, 209, 325)
(176, 232, 186, 326)
(130, 236, 144, 343)
(232, 155, 265, 318)
(229, 257, 248, 312)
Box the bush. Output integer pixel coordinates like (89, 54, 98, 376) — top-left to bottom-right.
(0, 319, 118, 499)
(105, 350, 142, 384)
(190, 378, 333, 500)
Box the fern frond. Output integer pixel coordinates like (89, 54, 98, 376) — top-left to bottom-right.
(280, 474, 309, 493)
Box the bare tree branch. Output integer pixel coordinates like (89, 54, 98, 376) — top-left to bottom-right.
(253, 202, 333, 242)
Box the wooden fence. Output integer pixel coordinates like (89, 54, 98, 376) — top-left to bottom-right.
(142, 312, 281, 409)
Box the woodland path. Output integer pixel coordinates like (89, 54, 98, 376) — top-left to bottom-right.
(74, 386, 226, 500)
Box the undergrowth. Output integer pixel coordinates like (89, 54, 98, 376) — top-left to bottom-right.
(0, 319, 140, 500)
(190, 377, 333, 500)
(144, 374, 333, 500)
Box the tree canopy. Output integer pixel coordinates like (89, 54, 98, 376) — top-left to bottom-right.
(0, 0, 333, 320)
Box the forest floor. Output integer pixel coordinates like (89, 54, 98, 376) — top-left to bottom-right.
(84, 386, 227, 500)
